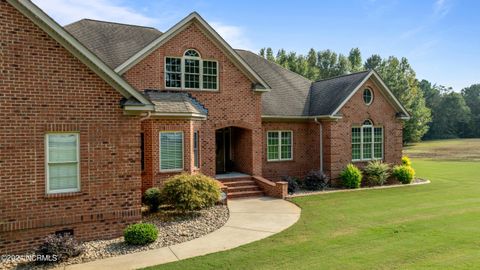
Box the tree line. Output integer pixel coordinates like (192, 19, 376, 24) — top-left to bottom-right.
(258, 48, 480, 143)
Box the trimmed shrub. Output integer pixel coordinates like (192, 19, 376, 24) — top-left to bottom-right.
(161, 173, 221, 211)
(393, 165, 415, 184)
(144, 187, 162, 212)
(282, 176, 300, 194)
(340, 164, 362, 189)
(402, 156, 412, 167)
(364, 161, 390, 186)
(304, 170, 330, 191)
(124, 223, 158, 245)
(36, 234, 83, 262)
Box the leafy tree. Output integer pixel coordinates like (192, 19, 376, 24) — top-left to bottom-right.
(266, 48, 275, 62)
(259, 48, 265, 58)
(461, 84, 480, 137)
(430, 92, 471, 138)
(336, 54, 351, 76)
(376, 56, 431, 143)
(317, 50, 338, 79)
(348, 48, 363, 72)
(364, 54, 382, 70)
(276, 49, 288, 67)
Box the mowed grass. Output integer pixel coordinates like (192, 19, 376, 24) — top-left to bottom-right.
(148, 140, 480, 270)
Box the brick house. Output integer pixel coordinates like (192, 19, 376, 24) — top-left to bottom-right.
(0, 0, 410, 253)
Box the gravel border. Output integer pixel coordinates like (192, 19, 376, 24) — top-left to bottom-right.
(1, 205, 229, 270)
(287, 178, 430, 198)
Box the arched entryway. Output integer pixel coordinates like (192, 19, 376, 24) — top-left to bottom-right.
(215, 126, 253, 175)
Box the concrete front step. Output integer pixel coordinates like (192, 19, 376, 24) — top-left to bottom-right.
(222, 180, 256, 187)
(217, 176, 264, 199)
(228, 190, 264, 199)
(227, 185, 262, 192)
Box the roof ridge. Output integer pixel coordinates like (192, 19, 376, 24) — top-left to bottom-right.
(314, 70, 371, 83)
(64, 18, 160, 31)
(237, 49, 313, 83)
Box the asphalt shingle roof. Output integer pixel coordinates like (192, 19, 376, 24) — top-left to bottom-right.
(64, 19, 162, 69)
(309, 71, 371, 116)
(66, 19, 384, 118)
(235, 50, 312, 116)
(144, 91, 208, 115)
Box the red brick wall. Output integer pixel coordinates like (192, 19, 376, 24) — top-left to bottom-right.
(261, 122, 320, 181)
(0, 1, 142, 253)
(123, 22, 263, 182)
(322, 78, 404, 180)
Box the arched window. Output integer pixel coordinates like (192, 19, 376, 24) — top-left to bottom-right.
(363, 88, 373, 105)
(351, 119, 383, 161)
(165, 49, 218, 90)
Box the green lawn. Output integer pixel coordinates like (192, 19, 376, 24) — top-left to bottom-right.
(148, 140, 480, 269)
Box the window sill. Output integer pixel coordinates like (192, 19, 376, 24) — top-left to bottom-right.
(158, 169, 184, 174)
(164, 87, 219, 92)
(267, 159, 294, 163)
(44, 191, 83, 199)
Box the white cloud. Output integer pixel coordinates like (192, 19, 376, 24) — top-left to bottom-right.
(210, 22, 253, 50)
(32, 0, 158, 26)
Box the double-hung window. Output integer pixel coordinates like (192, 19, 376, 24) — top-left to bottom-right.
(267, 131, 292, 161)
(352, 120, 383, 161)
(165, 49, 218, 90)
(160, 131, 184, 172)
(45, 133, 80, 194)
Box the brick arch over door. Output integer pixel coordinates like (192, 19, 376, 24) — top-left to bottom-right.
(214, 120, 255, 131)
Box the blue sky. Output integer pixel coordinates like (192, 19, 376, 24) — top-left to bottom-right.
(33, 0, 479, 91)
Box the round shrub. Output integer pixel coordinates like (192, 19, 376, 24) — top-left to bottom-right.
(363, 161, 390, 186)
(161, 173, 221, 211)
(393, 165, 415, 184)
(402, 156, 412, 167)
(304, 170, 330, 191)
(124, 223, 158, 245)
(340, 163, 362, 189)
(144, 187, 162, 212)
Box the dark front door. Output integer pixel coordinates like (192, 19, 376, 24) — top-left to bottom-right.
(215, 128, 231, 174)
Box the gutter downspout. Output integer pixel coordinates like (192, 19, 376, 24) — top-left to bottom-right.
(140, 111, 152, 121)
(314, 117, 323, 172)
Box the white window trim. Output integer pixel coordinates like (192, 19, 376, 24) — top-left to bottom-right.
(164, 50, 219, 91)
(363, 88, 374, 106)
(351, 123, 383, 162)
(159, 131, 184, 172)
(45, 132, 80, 194)
(266, 130, 293, 162)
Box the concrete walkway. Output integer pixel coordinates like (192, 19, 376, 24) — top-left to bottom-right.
(65, 197, 301, 270)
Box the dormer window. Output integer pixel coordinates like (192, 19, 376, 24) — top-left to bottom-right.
(165, 49, 218, 90)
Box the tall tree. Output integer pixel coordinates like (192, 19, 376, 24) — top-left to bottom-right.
(259, 48, 266, 58)
(461, 84, 480, 137)
(430, 92, 471, 138)
(336, 54, 351, 75)
(266, 48, 275, 62)
(376, 56, 431, 143)
(276, 49, 288, 67)
(348, 48, 363, 72)
(317, 50, 338, 79)
(364, 54, 382, 70)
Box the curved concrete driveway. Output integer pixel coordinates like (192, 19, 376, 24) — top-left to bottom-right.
(65, 197, 301, 270)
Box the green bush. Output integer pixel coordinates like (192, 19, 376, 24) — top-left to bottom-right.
(402, 156, 412, 167)
(393, 165, 415, 184)
(161, 173, 220, 211)
(340, 164, 362, 189)
(364, 161, 390, 186)
(144, 187, 162, 212)
(303, 170, 330, 191)
(124, 223, 158, 245)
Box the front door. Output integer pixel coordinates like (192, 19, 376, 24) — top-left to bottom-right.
(215, 128, 231, 174)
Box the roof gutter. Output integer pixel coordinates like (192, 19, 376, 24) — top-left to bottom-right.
(261, 115, 342, 120)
